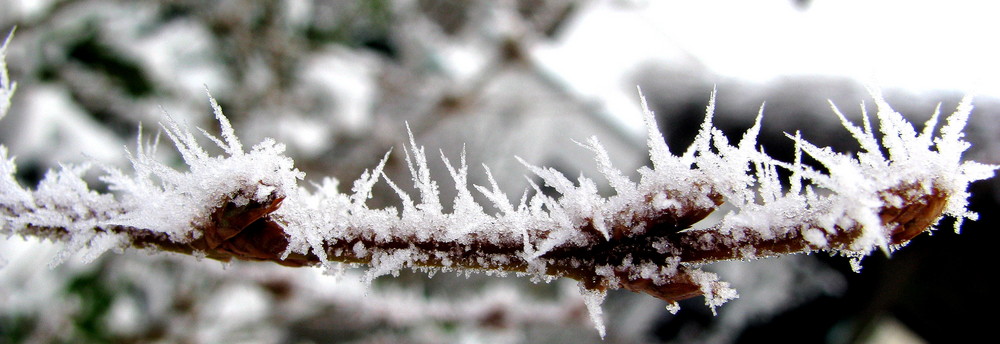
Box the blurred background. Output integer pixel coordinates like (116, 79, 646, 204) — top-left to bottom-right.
(1, 0, 998, 343)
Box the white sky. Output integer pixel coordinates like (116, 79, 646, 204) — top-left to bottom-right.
(535, 0, 1000, 132)
(647, 0, 1000, 91)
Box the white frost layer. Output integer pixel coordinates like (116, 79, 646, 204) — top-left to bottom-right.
(0, 92, 304, 266)
(100, 95, 303, 241)
(0, 32, 995, 335)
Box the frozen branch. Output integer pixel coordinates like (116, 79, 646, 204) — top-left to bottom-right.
(0, 36, 995, 335)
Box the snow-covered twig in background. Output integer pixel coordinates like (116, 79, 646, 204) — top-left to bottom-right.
(0, 29, 15, 121)
(0, 37, 995, 336)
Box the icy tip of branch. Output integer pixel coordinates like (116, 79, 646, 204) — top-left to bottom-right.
(637, 86, 674, 171)
(204, 87, 243, 156)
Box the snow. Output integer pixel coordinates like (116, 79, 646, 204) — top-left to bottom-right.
(299, 48, 378, 133)
(291, 86, 990, 332)
(0, 30, 13, 122)
(0, 30, 997, 335)
(12, 86, 126, 165)
(99, 106, 303, 242)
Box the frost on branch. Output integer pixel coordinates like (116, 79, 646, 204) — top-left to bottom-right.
(0, 38, 996, 335)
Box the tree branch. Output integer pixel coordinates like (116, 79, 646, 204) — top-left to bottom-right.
(3, 170, 953, 307)
(0, 33, 995, 334)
